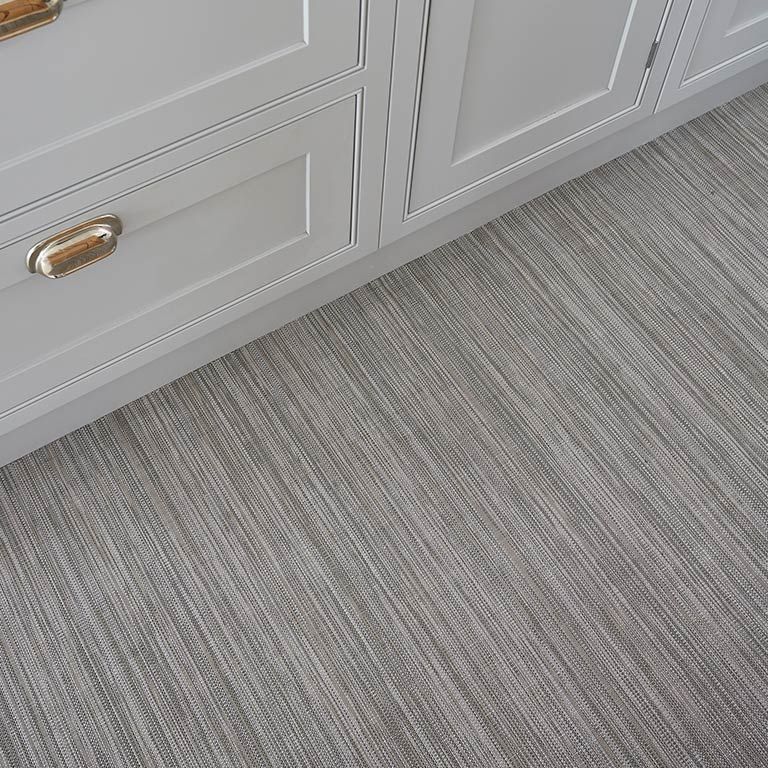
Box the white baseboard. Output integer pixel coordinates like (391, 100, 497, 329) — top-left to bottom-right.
(3, 60, 767, 467)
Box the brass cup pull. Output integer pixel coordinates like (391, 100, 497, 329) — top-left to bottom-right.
(0, 0, 62, 42)
(27, 215, 124, 279)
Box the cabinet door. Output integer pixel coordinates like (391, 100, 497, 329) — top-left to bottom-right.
(659, 0, 768, 109)
(382, 0, 674, 243)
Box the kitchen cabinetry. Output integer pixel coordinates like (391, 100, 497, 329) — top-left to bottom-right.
(0, 0, 362, 219)
(659, 0, 768, 108)
(381, 0, 679, 243)
(1, 0, 767, 465)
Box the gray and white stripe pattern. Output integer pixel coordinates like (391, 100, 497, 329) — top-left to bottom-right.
(2, 85, 768, 767)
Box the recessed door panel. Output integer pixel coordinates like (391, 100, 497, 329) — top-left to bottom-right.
(407, 0, 669, 213)
(450, 3, 639, 164)
(0, 98, 358, 416)
(659, 0, 768, 109)
(0, 0, 361, 218)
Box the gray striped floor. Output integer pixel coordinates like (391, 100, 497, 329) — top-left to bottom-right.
(2, 85, 768, 767)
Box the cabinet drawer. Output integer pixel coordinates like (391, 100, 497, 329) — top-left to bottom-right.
(0, 96, 357, 419)
(0, 0, 362, 219)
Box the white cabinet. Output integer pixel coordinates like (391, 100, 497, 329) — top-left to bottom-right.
(0, 0, 362, 219)
(0, 0, 395, 465)
(0, 99, 357, 420)
(3, 0, 768, 465)
(659, 0, 768, 108)
(382, 0, 676, 243)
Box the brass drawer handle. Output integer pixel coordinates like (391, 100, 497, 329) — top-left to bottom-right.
(27, 215, 123, 279)
(0, 0, 62, 42)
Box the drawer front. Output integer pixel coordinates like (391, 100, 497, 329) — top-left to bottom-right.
(0, 0, 362, 218)
(0, 96, 357, 418)
(658, 0, 768, 109)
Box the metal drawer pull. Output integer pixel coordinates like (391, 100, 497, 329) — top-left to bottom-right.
(27, 215, 123, 279)
(0, 0, 62, 42)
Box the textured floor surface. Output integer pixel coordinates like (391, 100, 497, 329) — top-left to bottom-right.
(3, 86, 768, 768)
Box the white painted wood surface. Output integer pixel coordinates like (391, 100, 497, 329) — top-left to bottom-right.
(380, 0, 689, 244)
(659, 0, 768, 108)
(0, 0, 362, 220)
(0, 0, 396, 460)
(0, 97, 357, 423)
(4, 55, 767, 468)
(2, 0, 768, 465)
(409, 0, 670, 211)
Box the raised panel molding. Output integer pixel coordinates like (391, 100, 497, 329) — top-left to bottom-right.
(659, 0, 768, 108)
